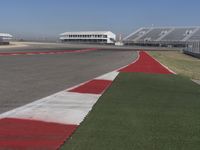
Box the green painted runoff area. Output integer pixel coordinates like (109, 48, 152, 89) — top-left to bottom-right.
(62, 73, 200, 150)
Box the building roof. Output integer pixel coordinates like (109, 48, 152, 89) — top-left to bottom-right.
(0, 33, 13, 37)
(60, 31, 114, 36)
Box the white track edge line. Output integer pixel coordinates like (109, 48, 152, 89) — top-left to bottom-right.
(146, 51, 177, 74)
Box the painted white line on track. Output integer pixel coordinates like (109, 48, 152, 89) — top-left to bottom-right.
(192, 80, 200, 85)
(147, 52, 176, 75)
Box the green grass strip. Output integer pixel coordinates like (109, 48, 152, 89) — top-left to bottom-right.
(62, 73, 200, 150)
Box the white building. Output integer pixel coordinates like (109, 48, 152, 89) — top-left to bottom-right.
(0, 33, 13, 45)
(60, 31, 116, 44)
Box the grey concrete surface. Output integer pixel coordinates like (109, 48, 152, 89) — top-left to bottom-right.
(0, 48, 137, 114)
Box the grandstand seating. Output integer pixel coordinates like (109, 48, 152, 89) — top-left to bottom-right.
(188, 28, 200, 41)
(125, 28, 151, 41)
(124, 27, 200, 42)
(162, 28, 196, 41)
(139, 28, 171, 41)
(125, 27, 200, 58)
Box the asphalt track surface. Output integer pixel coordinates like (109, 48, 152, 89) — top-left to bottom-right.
(0, 45, 137, 114)
(0, 42, 181, 52)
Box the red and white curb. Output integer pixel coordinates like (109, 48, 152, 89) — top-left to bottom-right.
(0, 71, 118, 125)
(0, 71, 119, 149)
(0, 51, 175, 150)
(0, 48, 97, 56)
(119, 51, 175, 74)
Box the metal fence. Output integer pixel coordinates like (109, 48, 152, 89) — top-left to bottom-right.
(184, 41, 200, 58)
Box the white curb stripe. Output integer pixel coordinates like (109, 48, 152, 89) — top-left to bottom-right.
(0, 71, 119, 125)
(0, 92, 100, 125)
(95, 71, 119, 81)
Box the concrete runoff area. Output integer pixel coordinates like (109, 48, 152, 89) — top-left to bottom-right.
(0, 48, 137, 114)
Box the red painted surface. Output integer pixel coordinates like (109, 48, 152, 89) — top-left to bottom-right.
(0, 48, 97, 56)
(119, 51, 173, 74)
(69, 80, 112, 94)
(0, 118, 77, 150)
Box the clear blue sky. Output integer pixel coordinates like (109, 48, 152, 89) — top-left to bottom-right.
(0, 0, 200, 40)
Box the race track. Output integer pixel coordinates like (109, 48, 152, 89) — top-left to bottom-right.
(0, 45, 137, 113)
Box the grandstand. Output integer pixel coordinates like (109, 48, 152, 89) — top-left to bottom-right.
(124, 27, 200, 58)
(188, 29, 200, 41)
(124, 27, 200, 47)
(0, 33, 13, 45)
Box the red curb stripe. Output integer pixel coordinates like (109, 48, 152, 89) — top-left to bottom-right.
(119, 51, 173, 74)
(0, 48, 97, 56)
(68, 79, 112, 94)
(0, 118, 77, 150)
